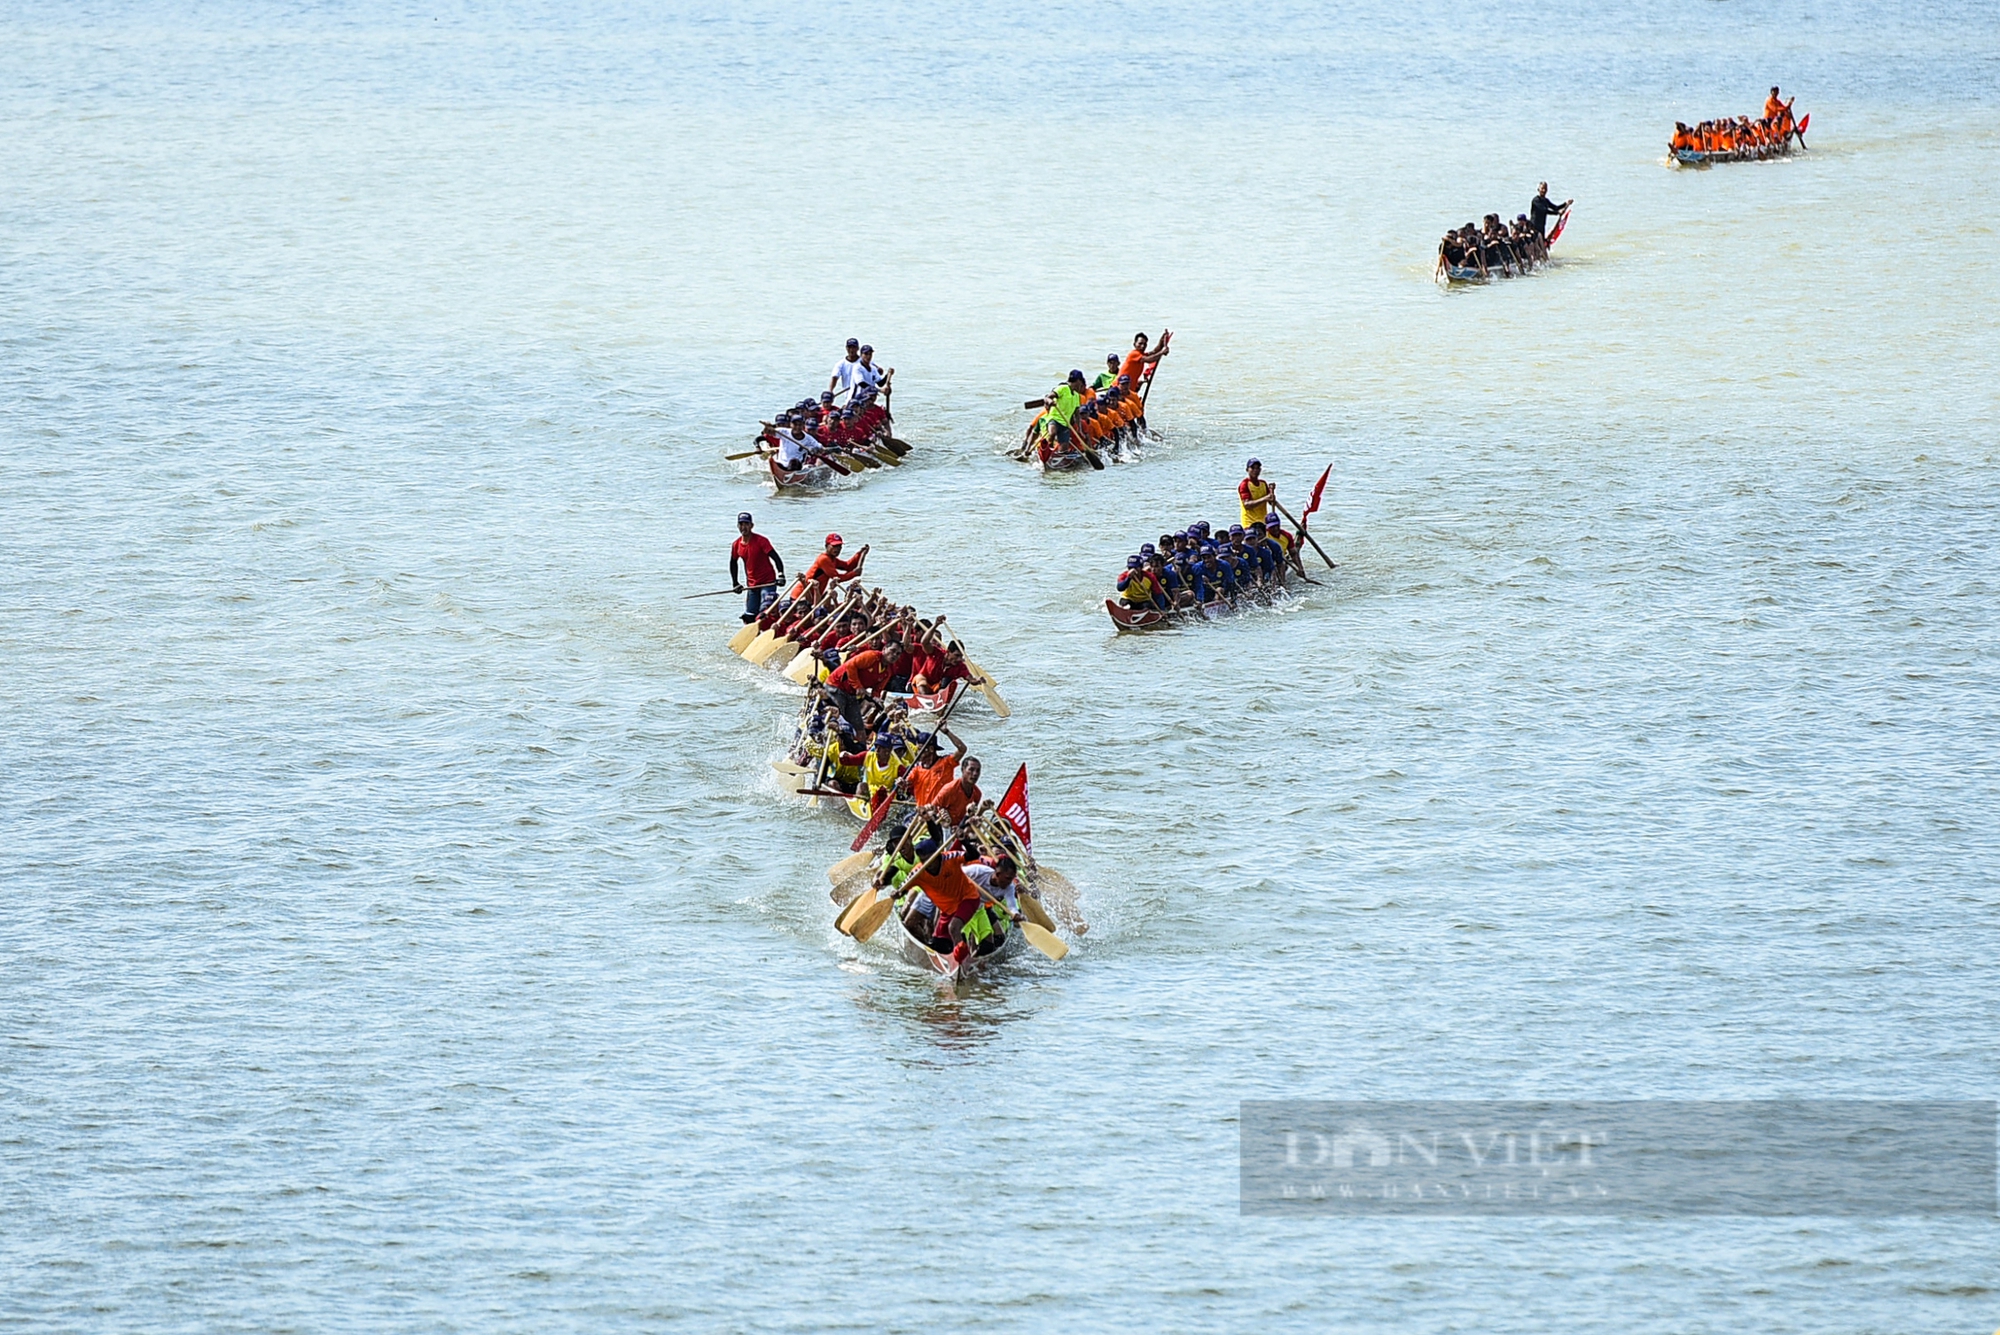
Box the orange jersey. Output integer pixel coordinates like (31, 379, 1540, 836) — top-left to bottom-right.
(1119, 349, 1148, 389)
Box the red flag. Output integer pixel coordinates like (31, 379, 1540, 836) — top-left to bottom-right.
(996, 764, 1031, 852)
(1301, 464, 1332, 524)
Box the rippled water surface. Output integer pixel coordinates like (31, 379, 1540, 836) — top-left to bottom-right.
(5, 1, 2000, 1330)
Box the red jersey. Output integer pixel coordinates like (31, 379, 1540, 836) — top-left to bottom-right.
(731, 533, 779, 587)
(826, 648, 895, 694)
(802, 551, 862, 589)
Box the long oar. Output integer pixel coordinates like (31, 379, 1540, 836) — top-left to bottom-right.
(974, 889, 1066, 961)
(682, 587, 740, 600)
(1270, 497, 1337, 571)
(734, 584, 802, 657)
(750, 590, 843, 665)
(774, 587, 869, 674)
(979, 817, 1087, 935)
(838, 813, 927, 935)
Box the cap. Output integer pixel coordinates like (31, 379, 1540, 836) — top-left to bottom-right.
(1246, 457, 1261, 468)
(820, 391, 834, 402)
(859, 344, 872, 353)
(1107, 353, 1121, 365)
(846, 337, 859, 348)
(1230, 524, 1245, 534)
(825, 532, 843, 546)
(737, 512, 754, 524)
(1140, 543, 1156, 554)
(1068, 369, 1085, 381)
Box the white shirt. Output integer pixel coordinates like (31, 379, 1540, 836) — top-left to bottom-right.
(775, 431, 809, 468)
(962, 863, 1016, 912)
(854, 359, 884, 393)
(830, 358, 863, 397)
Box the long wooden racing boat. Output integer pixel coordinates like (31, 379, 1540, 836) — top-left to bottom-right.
(1438, 206, 1569, 286)
(1106, 583, 1298, 632)
(890, 893, 1024, 983)
(1672, 113, 1808, 166)
(768, 456, 838, 490)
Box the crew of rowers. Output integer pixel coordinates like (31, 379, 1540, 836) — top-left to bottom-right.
(1020, 330, 1171, 463)
(787, 622, 1028, 960)
(1672, 89, 1800, 158)
(798, 706, 1031, 960)
(1436, 184, 1570, 279)
(757, 339, 898, 474)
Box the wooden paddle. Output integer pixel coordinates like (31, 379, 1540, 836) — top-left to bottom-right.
(734, 585, 800, 657)
(681, 588, 740, 599)
(976, 889, 1066, 961)
(771, 587, 864, 670)
(978, 817, 1088, 935)
(750, 591, 840, 664)
(782, 589, 866, 678)
(1270, 497, 1337, 570)
(839, 814, 929, 936)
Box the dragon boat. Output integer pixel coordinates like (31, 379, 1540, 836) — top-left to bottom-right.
(1438, 206, 1570, 286)
(1664, 111, 1808, 163)
(1105, 582, 1299, 632)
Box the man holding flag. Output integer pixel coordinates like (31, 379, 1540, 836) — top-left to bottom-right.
(1239, 461, 1337, 575)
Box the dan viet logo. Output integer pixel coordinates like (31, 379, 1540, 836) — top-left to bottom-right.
(1240, 1100, 1998, 1217)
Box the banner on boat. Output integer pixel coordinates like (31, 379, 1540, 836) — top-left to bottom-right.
(996, 764, 1031, 852)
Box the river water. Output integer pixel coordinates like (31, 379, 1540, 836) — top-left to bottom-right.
(5, 1, 1999, 1330)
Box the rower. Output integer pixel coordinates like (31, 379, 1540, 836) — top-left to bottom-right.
(861, 730, 911, 812)
(1119, 332, 1169, 400)
(910, 642, 971, 697)
(728, 512, 785, 624)
(1238, 458, 1275, 529)
(1039, 372, 1087, 451)
(1529, 183, 1571, 242)
(797, 533, 869, 599)
(902, 843, 984, 952)
(958, 854, 1019, 955)
(1117, 555, 1165, 611)
(823, 638, 907, 738)
(1091, 354, 1122, 391)
(854, 344, 891, 408)
(772, 415, 822, 472)
(829, 337, 863, 399)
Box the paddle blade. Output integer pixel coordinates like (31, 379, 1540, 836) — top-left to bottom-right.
(750, 635, 796, 665)
(835, 888, 878, 937)
(827, 848, 874, 885)
(1017, 891, 1056, 933)
(1020, 921, 1068, 961)
(1083, 447, 1105, 470)
(739, 627, 774, 659)
(980, 682, 1011, 719)
(781, 648, 819, 683)
(850, 897, 896, 942)
(727, 621, 760, 653)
